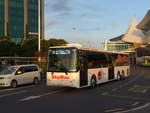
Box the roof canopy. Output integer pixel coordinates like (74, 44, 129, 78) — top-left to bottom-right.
(137, 10, 150, 31)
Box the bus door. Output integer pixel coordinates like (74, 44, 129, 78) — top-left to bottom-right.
(108, 66, 114, 80)
(107, 53, 115, 80)
(108, 67, 115, 80)
(79, 51, 88, 87)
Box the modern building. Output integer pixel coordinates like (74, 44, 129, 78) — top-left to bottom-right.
(0, 0, 44, 44)
(103, 10, 150, 64)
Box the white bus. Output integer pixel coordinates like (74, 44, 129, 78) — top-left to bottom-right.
(47, 44, 130, 88)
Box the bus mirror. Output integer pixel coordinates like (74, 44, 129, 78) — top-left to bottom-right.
(76, 65, 79, 72)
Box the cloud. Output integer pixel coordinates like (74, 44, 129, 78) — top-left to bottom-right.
(46, 20, 62, 26)
(45, 0, 73, 16)
(83, 4, 119, 14)
(110, 22, 118, 28)
(79, 27, 101, 31)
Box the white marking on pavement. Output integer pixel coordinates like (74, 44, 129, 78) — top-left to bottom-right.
(0, 90, 27, 98)
(0, 85, 34, 93)
(132, 102, 140, 106)
(114, 103, 150, 113)
(20, 96, 41, 101)
(19, 88, 66, 102)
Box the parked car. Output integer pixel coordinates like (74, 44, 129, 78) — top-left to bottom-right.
(0, 64, 40, 88)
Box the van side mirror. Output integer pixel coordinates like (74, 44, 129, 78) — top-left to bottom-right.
(15, 71, 22, 75)
(18, 71, 22, 74)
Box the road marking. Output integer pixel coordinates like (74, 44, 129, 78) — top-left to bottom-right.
(19, 88, 66, 102)
(101, 92, 109, 96)
(114, 103, 150, 113)
(128, 85, 150, 93)
(104, 108, 124, 112)
(0, 85, 35, 93)
(112, 88, 117, 91)
(132, 102, 140, 106)
(123, 70, 146, 86)
(144, 75, 150, 79)
(0, 90, 27, 98)
(101, 93, 150, 102)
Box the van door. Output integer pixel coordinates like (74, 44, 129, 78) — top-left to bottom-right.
(24, 66, 34, 83)
(15, 67, 27, 85)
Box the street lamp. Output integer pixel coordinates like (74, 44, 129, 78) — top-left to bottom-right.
(38, 0, 41, 61)
(28, 0, 41, 62)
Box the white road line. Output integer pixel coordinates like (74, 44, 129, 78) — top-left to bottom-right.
(114, 103, 150, 113)
(0, 85, 35, 93)
(0, 90, 27, 98)
(19, 88, 66, 102)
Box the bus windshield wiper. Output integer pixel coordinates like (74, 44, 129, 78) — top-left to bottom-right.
(60, 67, 68, 75)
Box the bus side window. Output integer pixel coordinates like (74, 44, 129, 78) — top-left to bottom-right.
(87, 52, 108, 69)
(87, 61, 95, 68)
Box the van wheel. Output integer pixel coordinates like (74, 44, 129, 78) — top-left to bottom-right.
(33, 78, 38, 85)
(11, 80, 17, 88)
(91, 76, 97, 88)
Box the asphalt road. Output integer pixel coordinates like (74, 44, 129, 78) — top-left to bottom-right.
(0, 66, 150, 113)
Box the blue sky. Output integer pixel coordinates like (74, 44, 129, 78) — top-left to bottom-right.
(45, 0, 150, 47)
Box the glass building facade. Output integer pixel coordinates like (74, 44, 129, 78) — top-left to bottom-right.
(103, 42, 134, 52)
(0, 0, 4, 37)
(0, 0, 44, 44)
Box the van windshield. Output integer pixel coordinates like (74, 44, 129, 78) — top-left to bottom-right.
(0, 66, 16, 75)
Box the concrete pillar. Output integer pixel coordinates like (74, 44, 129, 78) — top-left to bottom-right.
(4, 0, 8, 37)
(41, 0, 44, 40)
(24, 0, 28, 39)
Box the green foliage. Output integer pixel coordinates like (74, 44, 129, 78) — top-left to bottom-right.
(48, 38, 68, 47)
(0, 37, 16, 56)
(0, 37, 68, 72)
(0, 37, 68, 57)
(1, 36, 9, 40)
(21, 38, 38, 57)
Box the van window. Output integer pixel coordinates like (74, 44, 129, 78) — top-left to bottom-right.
(24, 66, 38, 72)
(16, 67, 25, 75)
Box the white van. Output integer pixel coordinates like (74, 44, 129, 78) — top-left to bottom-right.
(0, 64, 40, 88)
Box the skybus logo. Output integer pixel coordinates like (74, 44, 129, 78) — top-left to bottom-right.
(52, 75, 70, 80)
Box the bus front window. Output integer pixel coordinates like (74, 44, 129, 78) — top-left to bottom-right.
(48, 48, 77, 72)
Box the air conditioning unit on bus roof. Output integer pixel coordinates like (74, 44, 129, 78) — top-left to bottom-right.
(67, 43, 82, 47)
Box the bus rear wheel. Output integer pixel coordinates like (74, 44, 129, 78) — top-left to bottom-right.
(117, 72, 122, 80)
(91, 76, 97, 88)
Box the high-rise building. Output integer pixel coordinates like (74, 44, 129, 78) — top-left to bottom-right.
(0, 0, 44, 44)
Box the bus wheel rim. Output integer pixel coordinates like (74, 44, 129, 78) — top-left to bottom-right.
(91, 79, 96, 87)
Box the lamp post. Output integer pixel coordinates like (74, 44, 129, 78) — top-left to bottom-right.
(38, 0, 41, 61)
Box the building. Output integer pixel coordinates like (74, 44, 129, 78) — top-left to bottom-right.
(104, 10, 150, 64)
(0, 0, 44, 44)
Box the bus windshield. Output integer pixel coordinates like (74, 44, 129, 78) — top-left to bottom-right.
(48, 48, 77, 72)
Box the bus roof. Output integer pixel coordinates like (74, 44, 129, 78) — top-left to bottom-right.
(49, 44, 129, 55)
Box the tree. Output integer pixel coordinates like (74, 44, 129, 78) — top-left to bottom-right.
(21, 38, 38, 57)
(47, 38, 68, 47)
(0, 37, 16, 56)
(0, 36, 68, 57)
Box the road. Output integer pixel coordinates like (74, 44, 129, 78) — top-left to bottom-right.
(0, 66, 150, 113)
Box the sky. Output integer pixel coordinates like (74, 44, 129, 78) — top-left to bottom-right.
(44, 0, 150, 48)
